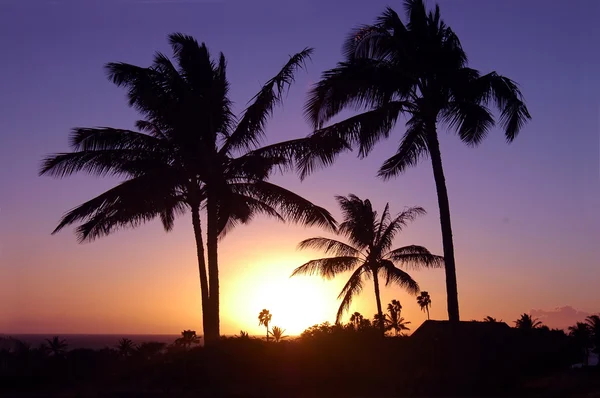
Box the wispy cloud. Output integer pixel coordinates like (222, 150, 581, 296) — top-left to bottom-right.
(530, 306, 594, 329)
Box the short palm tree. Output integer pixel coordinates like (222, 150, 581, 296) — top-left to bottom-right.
(40, 34, 335, 345)
(175, 330, 200, 349)
(416, 291, 432, 320)
(585, 315, 600, 354)
(258, 309, 272, 342)
(349, 312, 364, 330)
(483, 316, 499, 323)
(385, 299, 410, 336)
(568, 322, 591, 366)
(270, 326, 288, 343)
(116, 338, 135, 358)
(298, 0, 530, 322)
(45, 336, 68, 357)
(292, 194, 443, 335)
(514, 313, 543, 330)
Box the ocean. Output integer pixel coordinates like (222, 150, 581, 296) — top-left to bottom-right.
(1, 334, 183, 350)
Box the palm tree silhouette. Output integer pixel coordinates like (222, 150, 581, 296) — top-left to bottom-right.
(45, 336, 68, 357)
(258, 309, 272, 342)
(270, 326, 287, 343)
(568, 322, 591, 366)
(299, 0, 530, 322)
(175, 330, 200, 349)
(349, 312, 364, 331)
(40, 34, 335, 345)
(116, 338, 135, 358)
(514, 313, 543, 330)
(385, 299, 411, 336)
(483, 316, 500, 323)
(416, 291, 432, 320)
(585, 315, 600, 354)
(292, 194, 443, 335)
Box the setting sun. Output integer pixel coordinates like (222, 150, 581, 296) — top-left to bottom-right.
(223, 253, 344, 336)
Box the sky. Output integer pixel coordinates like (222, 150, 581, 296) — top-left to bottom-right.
(0, 0, 599, 336)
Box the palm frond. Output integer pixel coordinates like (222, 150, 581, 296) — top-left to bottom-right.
(380, 260, 419, 294)
(441, 101, 494, 146)
(52, 172, 184, 242)
(216, 192, 285, 237)
(291, 256, 361, 280)
(335, 266, 368, 323)
(384, 245, 444, 270)
(304, 59, 410, 129)
(377, 206, 426, 253)
(231, 181, 337, 231)
(336, 194, 376, 250)
(224, 48, 313, 153)
(297, 237, 361, 257)
(377, 114, 429, 179)
(68, 127, 168, 152)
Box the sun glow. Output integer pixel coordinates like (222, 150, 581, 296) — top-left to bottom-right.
(222, 253, 343, 336)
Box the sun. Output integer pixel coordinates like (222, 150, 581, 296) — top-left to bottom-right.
(223, 254, 342, 336)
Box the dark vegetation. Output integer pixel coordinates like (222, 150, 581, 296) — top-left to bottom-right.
(1, 315, 599, 397)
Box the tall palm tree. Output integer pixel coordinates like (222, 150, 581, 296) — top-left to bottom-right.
(568, 322, 591, 366)
(292, 194, 443, 335)
(297, 0, 531, 322)
(40, 34, 336, 345)
(385, 300, 411, 336)
(175, 330, 201, 349)
(258, 309, 272, 342)
(45, 336, 68, 357)
(585, 315, 600, 354)
(416, 291, 432, 320)
(514, 313, 543, 330)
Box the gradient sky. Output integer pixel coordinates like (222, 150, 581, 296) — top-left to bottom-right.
(1, 0, 598, 335)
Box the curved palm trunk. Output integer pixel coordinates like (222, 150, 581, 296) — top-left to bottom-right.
(191, 205, 212, 343)
(206, 189, 220, 344)
(372, 269, 386, 336)
(427, 126, 460, 322)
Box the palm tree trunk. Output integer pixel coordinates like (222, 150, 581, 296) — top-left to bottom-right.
(372, 269, 386, 336)
(191, 205, 212, 343)
(206, 190, 221, 344)
(426, 127, 460, 322)
(426, 305, 430, 320)
(266, 325, 269, 342)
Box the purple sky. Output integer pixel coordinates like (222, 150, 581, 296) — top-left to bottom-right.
(1, 0, 599, 334)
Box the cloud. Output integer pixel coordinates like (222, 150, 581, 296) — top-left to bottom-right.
(530, 306, 592, 329)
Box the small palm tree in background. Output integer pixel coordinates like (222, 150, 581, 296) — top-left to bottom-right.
(585, 315, 600, 354)
(350, 312, 364, 331)
(258, 309, 272, 342)
(483, 316, 500, 323)
(385, 299, 411, 336)
(514, 313, 543, 330)
(270, 326, 288, 343)
(238, 330, 250, 339)
(116, 338, 135, 358)
(417, 292, 432, 320)
(45, 336, 68, 357)
(292, 194, 443, 336)
(568, 322, 591, 366)
(175, 330, 200, 350)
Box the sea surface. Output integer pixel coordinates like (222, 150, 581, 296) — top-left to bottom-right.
(1, 334, 183, 350)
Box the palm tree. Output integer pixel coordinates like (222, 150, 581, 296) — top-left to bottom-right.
(175, 330, 200, 349)
(416, 291, 432, 320)
(258, 309, 272, 342)
(585, 315, 600, 354)
(298, 0, 531, 322)
(292, 194, 443, 335)
(514, 313, 543, 330)
(385, 299, 411, 336)
(40, 34, 336, 345)
(483, 316, 499, 322)
(45, 336, 68, 357)
(568, 322, 591, 366)
(270, 326, 288, 343)
(116, 338, 135, 358)
(237, 330, 250, 339)
(349, 312, 364, 330)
